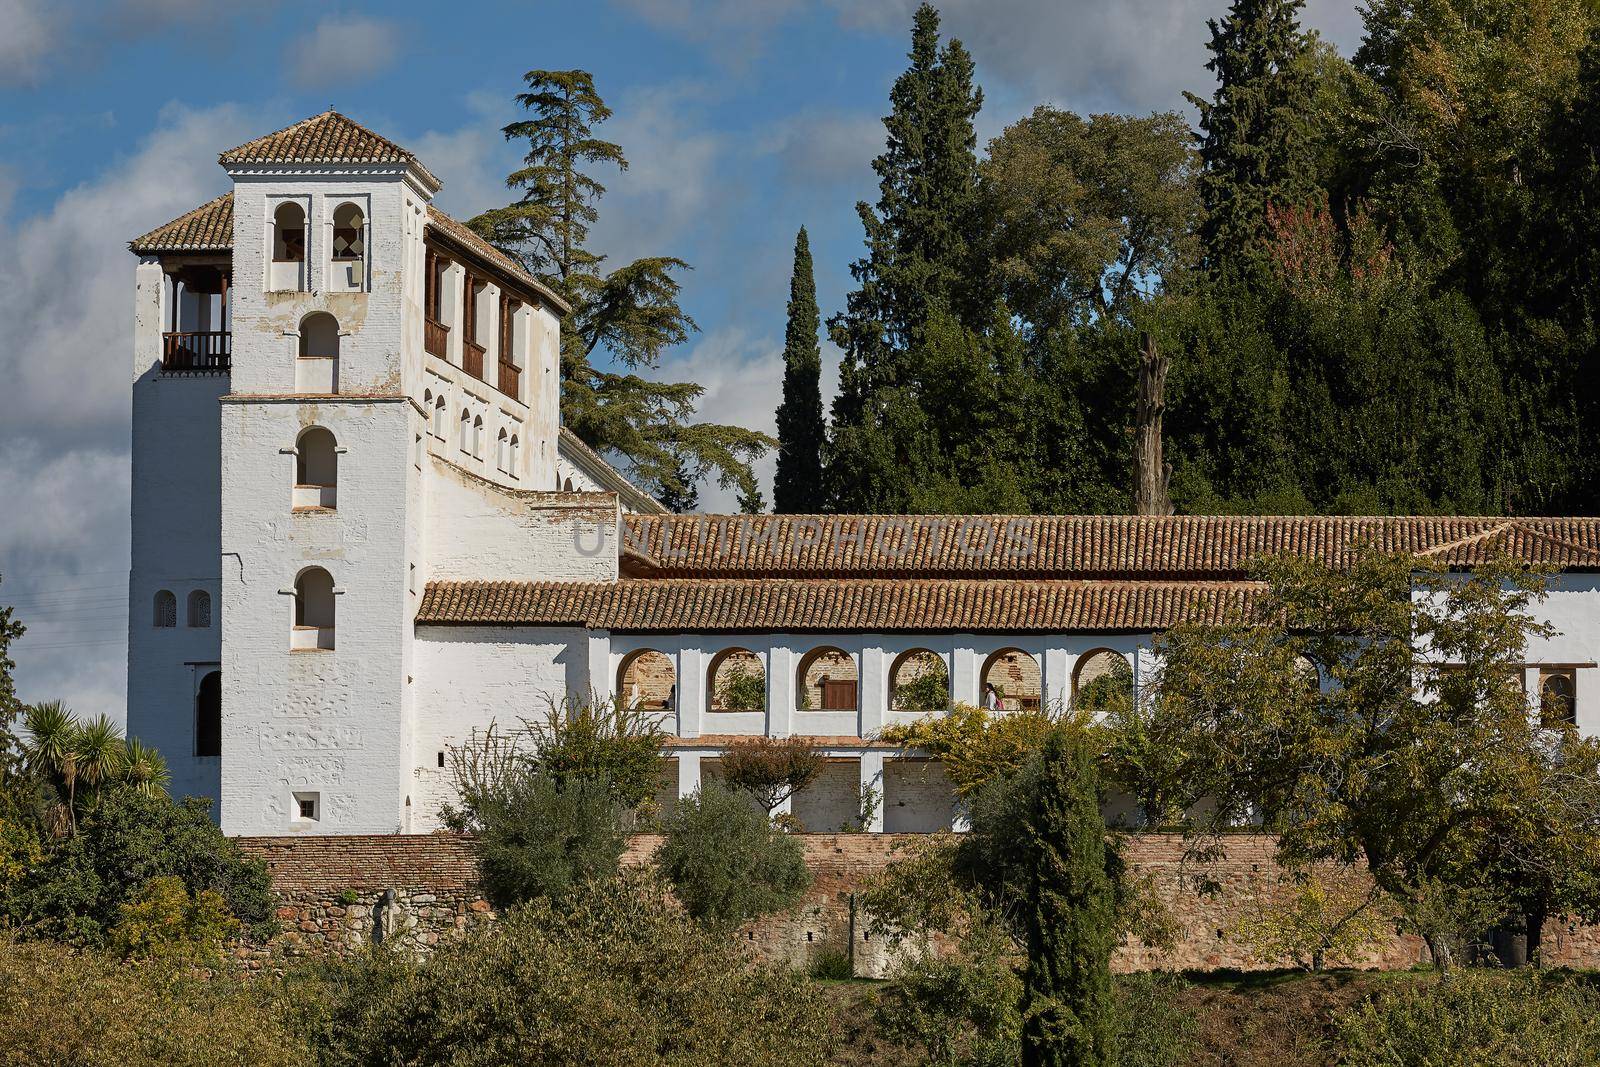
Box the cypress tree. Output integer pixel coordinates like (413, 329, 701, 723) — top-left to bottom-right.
(827, 3, 984, 512)
(1184, 0, 1317, 273)
(773, 227, 825, 513)
(1020, 729, 1117, 1067)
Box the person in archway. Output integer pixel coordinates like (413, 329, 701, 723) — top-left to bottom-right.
(983, 681, 1002, 712)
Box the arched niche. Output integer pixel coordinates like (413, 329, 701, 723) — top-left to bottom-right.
(980, 647, 1041, 712)
(889, 649, 949, 712)
(618, 649, 676, 712)
(707, 648, 765, 712)
(796, 646, 858, 711)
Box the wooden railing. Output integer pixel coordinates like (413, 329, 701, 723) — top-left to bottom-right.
(161, 331, 231, 374)
(498, 360, 520, 400)
(463, 340, 486, 380)
(424, 317, 448, 359)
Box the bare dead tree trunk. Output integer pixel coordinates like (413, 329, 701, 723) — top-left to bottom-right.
(1134, 332, 1174, 517)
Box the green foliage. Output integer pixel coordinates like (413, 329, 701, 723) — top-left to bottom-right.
(718, 735, 824, 814)
(0, 575, 24, 786)
(1142, 550, 1600, 968)
(1111, 974, 1196, 1067)
(879, 703, 1063, 798)
(656, 783, 810, 927)
(453, 761, 626, 909)
(1334, 970, 1600, 1067)
(1019, 730, 1117, 1067)
(774, 226, 826, 513)
(471, 69, 770, 503)
(524, 697, 664, 807)
(894, 662, 952, 713)
(341, 872, 836, 1066)
(1184, 0, 1319, 274)
(807, 946, 853, 980)
(6, 786, 271, 945)
(108, 875, 239, 964)
(717, 664, 767, 712)
(1230, 870, 1392, 972)
(875, 936, 1023, 1067)
(0, 936, 311, 1066)
(20, 703, 171, 833)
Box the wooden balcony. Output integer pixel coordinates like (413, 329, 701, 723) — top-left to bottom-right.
(498, 360, 520, 400)
(463, 340, 485, 380)
(161, 331, 230, 374)
(424, 317, 448, 359)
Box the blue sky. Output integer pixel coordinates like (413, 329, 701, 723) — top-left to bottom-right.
(0, 0, 1364, 719)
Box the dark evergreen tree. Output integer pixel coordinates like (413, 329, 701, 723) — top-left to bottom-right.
(656, 457, 700, 514)
(471, 69, 770, 503)
(1185, 0, 1317, 274)
(1019, 729, 1117, 1067)
(827, 4, 985, 512)
(736, 481, 768, 515)
(772, 227, 825, 513)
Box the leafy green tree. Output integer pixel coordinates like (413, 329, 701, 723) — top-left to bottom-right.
(827, 4, 986, 512)
(1019, 729, 1117, 1067)
(717, 736, 824, 818)
(1184, 0, 1319, 274)
(108, 874, 239, 964)
(0, 575, 24, 786)
(1142, 551, 1600, 968)
(471, 69, 771, 502)
(341, 872, 834, 1066)
(8, 786, 272, 945)
(655, 456, 701, 513)
(773, 226, 826, 513)
(656, 783, 810, 926)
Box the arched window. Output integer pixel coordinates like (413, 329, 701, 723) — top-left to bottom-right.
(459, 409, 472, 453)
(433, 395, 447, 439)
(797, 646, 858, 711)
(472, 415, 485, 458)
(273, 202, 305, 262)
(980, 648, 1041, 712)
(298, 312, 339, 359)
(618, 649, 676, 712)
(292, 567, 336, 650)
(187, 590, 212, 628)
(562, 477, 574, 492)
(708, 648, 765, 712)
(331, 202, 365, 260)
(153, 590, 177, 628)
(294, 426, 338, 509)
(195, 671, 221, 757)
(1542, 668, 1578, 727)
(496, 428, 509, 472)
(508, 434, 520, 479)
(889, 649, 948, 712)
(1072, 649, 1133, 712)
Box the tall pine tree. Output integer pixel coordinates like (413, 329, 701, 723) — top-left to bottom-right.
(773, 227, 825, 513)
(1019, 729, 1117, 1067)
(827, 4, 985, 513)
(1185, 0, 1317, 273)
(471, 69, 770, 502)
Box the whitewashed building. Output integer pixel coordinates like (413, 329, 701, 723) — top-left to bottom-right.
(126, 112, 1600, 836)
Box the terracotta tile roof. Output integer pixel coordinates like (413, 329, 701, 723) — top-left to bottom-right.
(129, 192, 234, 253)
(619, 515, 1600, 579)
(425, 206, 571, 313)
(416, 578, 1258, 633)
(219, 110, 420, 169)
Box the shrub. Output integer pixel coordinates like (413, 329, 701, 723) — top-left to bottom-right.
(470, 769, 627, 909)
(524, 696, 664, 806)
(1335, 970, 1600, 1066)
(0, 936, 311, 1066)
(8, 785, 271, 944)
(879, 703, 1068, 798)
(108, 875, 239, 963)
(344, 872, 836, 1066)
(894, 665, 952, 712)
(719, 735, 825, 814)
(808, 946, 854, 980)
(657, 783, 810, 926)
(720, 667, 767, 712)
(1113, 973, 1195, 1067)
(874, 933, 1022, 1067)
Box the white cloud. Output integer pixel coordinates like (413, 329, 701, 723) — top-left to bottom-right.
(0, 101, 274, 718)
(613, 0, 807, 67)
(286, 14, 403, 90)
(0, 0, 56, 85)
(410, 92, 524, 221)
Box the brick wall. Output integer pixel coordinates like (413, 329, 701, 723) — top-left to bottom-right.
(236, 832, 1600, 975)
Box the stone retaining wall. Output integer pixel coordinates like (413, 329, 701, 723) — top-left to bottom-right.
(235, 832, 1600, 975)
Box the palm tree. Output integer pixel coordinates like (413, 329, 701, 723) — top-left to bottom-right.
(23, 701, 80, 833)
(73, 715, 127, 809)
(123, 737, 171, 798)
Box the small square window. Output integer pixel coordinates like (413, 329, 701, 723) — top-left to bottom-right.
(293, 791, 320, 822)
